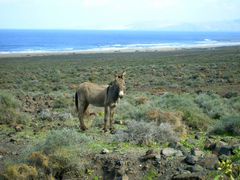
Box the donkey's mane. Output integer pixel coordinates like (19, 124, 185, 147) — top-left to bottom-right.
(107, 80, 120, 102)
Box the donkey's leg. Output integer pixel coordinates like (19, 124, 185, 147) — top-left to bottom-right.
(103, 106, 110, 132)
(78, 102, 88, 131)
(109, 107, 115, 131)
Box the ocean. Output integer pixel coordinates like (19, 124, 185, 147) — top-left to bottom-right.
(0, 30, 240, 54)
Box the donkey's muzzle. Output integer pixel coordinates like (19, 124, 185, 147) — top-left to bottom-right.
(119, 91, 124, 99)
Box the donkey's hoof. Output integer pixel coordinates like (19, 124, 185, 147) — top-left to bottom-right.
(103, 128, 108, 133)
(110, 129, 117, 134)
(80, 126, 88, 131)
(110, 127, 116, 134)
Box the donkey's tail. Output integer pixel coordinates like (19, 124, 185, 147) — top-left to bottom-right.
(75, 92, 78, 111)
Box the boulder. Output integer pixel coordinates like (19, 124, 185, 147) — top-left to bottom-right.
(161, 148, 183, 157)
(184, 155, 198, 165)
(191, 149, 204, 158)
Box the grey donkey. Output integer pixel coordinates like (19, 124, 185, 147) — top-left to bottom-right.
(75, 72, 126, 132)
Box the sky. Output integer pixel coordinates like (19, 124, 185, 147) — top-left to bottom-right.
(0, 0, 240, 31)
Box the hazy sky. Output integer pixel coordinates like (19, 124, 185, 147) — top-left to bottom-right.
(1, 0, 240, 30)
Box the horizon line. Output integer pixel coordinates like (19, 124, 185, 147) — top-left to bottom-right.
(0, 28, 240, 33)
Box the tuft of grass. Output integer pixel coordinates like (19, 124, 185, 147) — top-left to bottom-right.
(29, 152, 49, 168)
(135, 96, 149, 105)
(3, 164, 38, 180)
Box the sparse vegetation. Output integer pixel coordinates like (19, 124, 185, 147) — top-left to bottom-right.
(0, 47, 240, 179)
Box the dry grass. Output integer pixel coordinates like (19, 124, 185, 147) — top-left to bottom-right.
(146, 109, 187, 136)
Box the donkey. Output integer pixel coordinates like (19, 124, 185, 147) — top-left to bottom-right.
(75, 72, 126, 132)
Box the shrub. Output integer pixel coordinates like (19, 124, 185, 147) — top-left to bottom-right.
(113, 120, 179, 145)
(195, 93, 233, 119)
(146, 109, 187, 135)
(210, 116, 240, 136)
(0, 91, 19, 109)
(158, 93, 212, 130)
(41, 128, 91, 153)
(231, 96, 240, 112)
(39, 109, 53, 121)
(22, 128, 92, 179)
(0, 91, 29, 125)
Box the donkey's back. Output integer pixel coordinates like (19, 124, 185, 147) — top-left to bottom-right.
(77, 82, 108, 107)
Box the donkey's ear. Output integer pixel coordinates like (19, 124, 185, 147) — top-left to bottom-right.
(122, 71, 126, 77)
(115, 72, 119, 79)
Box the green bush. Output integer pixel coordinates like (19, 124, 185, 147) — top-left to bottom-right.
(0, 91, 29, 125)
(210, 116, 240, 136)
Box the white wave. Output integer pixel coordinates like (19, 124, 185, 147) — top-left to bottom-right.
(1, 41, 240, 54)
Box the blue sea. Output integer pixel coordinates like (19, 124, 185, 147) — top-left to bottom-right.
(0, 30, 240, 54)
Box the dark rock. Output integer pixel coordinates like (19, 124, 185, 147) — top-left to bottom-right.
(9, 138, 16, 143)
(172, 173, 204, 180)
(141, 149, 159, 161)
(211, 142, 232, 156)
(223, 92, 238, 98)
(184, 155, 198, 165)
(217, 146, 233, 156)
(205, 140, 232, 156)
(186, 165, 204, 173)
(204, 138, 216, 150)
(198, 154, 219, 170)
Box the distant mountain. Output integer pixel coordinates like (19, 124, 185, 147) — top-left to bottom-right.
(128, 19, 240, 32)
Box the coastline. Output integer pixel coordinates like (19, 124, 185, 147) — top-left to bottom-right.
(1, 44, 240, 58)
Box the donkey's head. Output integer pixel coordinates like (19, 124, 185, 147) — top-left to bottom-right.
(110, 71, 126, 100)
